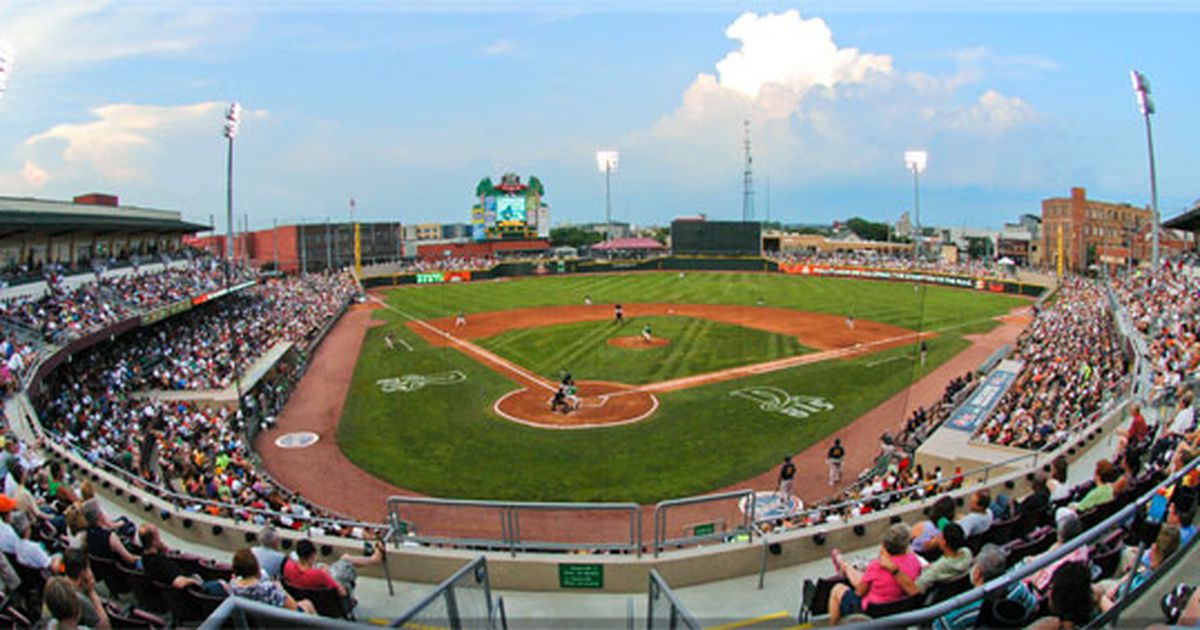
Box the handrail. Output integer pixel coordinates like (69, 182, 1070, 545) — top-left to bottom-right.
(199, 596, 363, 630)
(647, 569, 703, 630)
(653, 489, 755, 557)
(844, 448, 1200, 628)
(386, 495, 642, 556)
(389, 556, 495, 629)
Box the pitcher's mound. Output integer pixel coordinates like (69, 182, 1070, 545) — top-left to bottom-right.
(607, 336, 671, 349)
(494, 380, 658, 429)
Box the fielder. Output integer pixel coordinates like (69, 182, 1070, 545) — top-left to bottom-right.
(641, 323, 653, 343)
(455, 311, 467, 327)
(613, 303, 624, 324)
(384, 334, 395, 351)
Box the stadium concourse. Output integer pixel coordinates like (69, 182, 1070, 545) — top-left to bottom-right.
(0, 251, 1196, 627)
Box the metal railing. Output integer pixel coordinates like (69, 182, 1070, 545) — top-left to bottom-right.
(652, 489, 755, 557)
(646, 570, 702, 630)
(844, 448, 1200, 629)
(390, 556, 504, 630)
(199, 596, 363, 629)
(386, 496, 642, 556)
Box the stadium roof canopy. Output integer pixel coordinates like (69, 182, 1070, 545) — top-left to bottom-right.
(1164, 200, 1200, 232)
(0, 195, 209, 238)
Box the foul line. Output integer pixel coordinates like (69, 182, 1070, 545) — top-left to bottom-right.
(608, 314, 1012, 397)
(369, 296, 557, 393)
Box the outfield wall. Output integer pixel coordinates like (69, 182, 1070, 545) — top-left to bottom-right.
(360, 256, 1047, 298)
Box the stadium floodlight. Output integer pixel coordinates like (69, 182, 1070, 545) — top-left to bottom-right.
(223, 102, 241, 263)
(904, 150, 928, 262)
(596, 150, 620, 242)
(0, 44, 14, 101)
(1130, 70, 1160, 269)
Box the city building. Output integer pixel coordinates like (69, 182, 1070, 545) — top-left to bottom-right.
(1042, 186, 1193, 272)
(191, 221, 403, 273)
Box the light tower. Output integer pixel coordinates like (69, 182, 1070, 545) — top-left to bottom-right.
(904, 150, 928, 262)
(222, 102, 242, 263)
(1130, 70, 1160, 269)
(596, 150, 619, 242)
(742, 119, 755, 222)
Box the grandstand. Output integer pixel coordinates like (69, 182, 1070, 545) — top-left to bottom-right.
(0, 204, 1197, 629)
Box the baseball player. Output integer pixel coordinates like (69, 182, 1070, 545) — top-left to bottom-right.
(778, 456, 796, 501)
(584, 294, 593, 306)
(845, 313, 855, 330)
(565, 382, 581, 410)
(455, 311, 467, 327)
(384, 334, 395, 351)
(827, 438, 845, 486)
(919, 340, 928, 366)
(641, 323, 653, 343)
(613, 303, 624, 324)
(550, 387, 569, 413)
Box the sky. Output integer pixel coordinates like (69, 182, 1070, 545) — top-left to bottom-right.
(0, 1, 1196, 233)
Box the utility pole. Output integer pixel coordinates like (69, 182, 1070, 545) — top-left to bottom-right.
(272, 218, 279, 271)
(325, 217, 332, 272)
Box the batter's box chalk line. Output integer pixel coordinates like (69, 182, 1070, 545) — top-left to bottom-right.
(544, 394, 610, 409)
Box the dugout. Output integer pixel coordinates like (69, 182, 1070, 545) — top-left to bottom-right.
(670, 219, 762, 256)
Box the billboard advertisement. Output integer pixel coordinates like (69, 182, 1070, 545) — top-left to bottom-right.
(496, 196, 527, 224)
(537, 206, 550, 238)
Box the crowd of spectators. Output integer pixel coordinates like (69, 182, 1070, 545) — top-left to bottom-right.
(0, 254, 254, 345)
(766, 251, 1014, 279)
(32, 273, 367, 538)
(1110, 260, 1200, 402)
(975, 277, 1128, 451)
(799, 411, 1200, 626)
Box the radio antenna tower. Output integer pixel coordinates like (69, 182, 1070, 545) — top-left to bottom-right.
(742, 119, 755, 222)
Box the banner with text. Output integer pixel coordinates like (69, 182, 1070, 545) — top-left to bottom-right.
(944, 359, 1024, 432)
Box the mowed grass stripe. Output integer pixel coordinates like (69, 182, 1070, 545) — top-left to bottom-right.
(334, 273, 1031, 501)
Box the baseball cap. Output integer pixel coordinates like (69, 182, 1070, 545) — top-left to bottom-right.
(0, 495, 17, 513)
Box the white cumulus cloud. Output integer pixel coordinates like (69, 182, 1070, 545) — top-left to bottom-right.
(627, 9, 1044, 193)
(25, 101, 268, 181)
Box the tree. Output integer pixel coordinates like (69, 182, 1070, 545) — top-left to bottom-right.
(550, 226, 604, 249)
(845, 217, 890, 242)
(648, 226, 670, 245)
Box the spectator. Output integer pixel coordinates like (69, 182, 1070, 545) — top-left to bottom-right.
(1169, 392, 1196, 436)
(896, 522, 973, 595)
(1048, 455, 1072, 502)
(1028, 512, 1088, 594)
(252, 526, 287, 580)
(912, 496, 956, 556)
(1117, 403, 1150, 453)
(957, 490, 993, 538)
(230, 548, 315, 614)
(60, 550, 112, 630)
(0, 495, 19, 553)
(10, 510, 56, 571)
(139, 524, 228, 596)
(1070, 459, 1118, 514)
(282, 538, 383, 615)
(1095, 524, 1179, 612)
(826, 524, 922, 625)
(932, 545, 1037, 630)
(1017, 472, 1053, 528)
(1029, 562, 1095, 630)
(81, 499, 140, 568)
(0, 553, 18, 600)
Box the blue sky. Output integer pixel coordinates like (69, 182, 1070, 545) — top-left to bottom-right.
(0, 1, 1196, 232)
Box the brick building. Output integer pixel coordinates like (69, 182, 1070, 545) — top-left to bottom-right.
(1042, 187, 1151, 272)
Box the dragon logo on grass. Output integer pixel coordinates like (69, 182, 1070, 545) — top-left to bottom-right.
(376, 370, 467, 393)
(731, 387, 834, 419)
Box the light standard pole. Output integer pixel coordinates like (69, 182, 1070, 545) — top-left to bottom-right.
(223, 102, 242, 263)
(221, 101, 243, 412)
(1130, 70, 1160, 269)
(904, 150, 928, 262)
(596, 150, 620, 242)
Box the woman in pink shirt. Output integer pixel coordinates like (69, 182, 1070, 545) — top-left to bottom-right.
(828, 524, 923, 625)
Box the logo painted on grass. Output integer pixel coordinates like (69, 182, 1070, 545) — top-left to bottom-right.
(731, 387, 834, 419)
(376, 370, 467, 393)
(274, 432, 320, 449)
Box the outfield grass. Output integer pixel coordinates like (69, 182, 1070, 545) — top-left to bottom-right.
(475, 315, 812, 385)
(336, 273, 1028, 502)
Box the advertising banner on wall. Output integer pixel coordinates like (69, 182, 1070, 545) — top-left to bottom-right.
(537, 206, 550, 238)
(943, 359, 1023, 432)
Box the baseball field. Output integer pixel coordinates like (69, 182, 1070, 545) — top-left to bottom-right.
(337, 272, 1027, 503)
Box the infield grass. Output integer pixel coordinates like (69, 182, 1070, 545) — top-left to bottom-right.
(476, 315, 812, 385)
(337, 272, 1028, 502)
